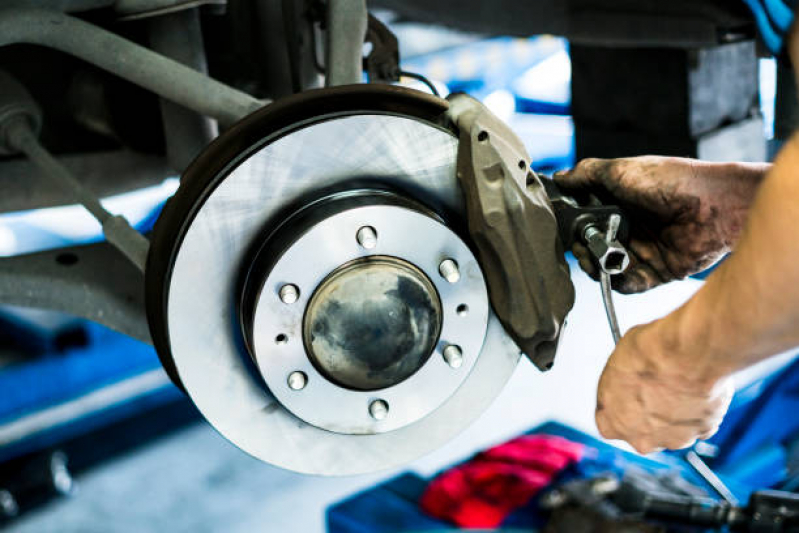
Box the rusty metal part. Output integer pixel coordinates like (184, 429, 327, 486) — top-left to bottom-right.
(447, 93, 574, 371)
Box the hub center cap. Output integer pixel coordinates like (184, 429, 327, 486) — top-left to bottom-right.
(304, 256, 442, 391)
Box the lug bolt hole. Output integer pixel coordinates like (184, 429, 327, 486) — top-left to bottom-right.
(275, 333, 289, 345)
(56, 253, 79, 266)
(456, 304, 469, 316)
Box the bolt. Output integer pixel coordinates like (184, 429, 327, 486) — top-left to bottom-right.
(582, 225, 629, 275)
(369, 399, 389, 420)
(443, 344, 463, 369)
(438, 259, 460, 283)
(287, 371, 308, 390)
(279, 284, 300, 304)
(356, 226, 378, 249)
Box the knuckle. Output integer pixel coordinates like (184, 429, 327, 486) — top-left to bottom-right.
(577, 157, 599, 170)
(595, 412, 617, 439)
(631, 439, 653, 454)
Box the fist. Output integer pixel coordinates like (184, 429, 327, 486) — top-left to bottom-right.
(555, 156, 760, 294)
(595, 323, 735, 454)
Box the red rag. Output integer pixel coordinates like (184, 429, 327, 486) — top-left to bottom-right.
(420, 435, 585, 528)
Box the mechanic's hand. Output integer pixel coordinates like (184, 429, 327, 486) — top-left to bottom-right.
(595, 321, 735, 454)
(554, 156, 763, 293)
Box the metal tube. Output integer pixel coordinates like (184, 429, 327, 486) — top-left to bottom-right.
(9, 123, 112, 223)
(2, 0, 114, 12)
(7, 121, 150, 271)
(115, 0, 222, 19)
(0, 150, 172, 213)
(685, 451, 739, 505)
(0, 8, 264, 126)
(324, 0, 367, 86)
(600, 271, 621, 344)
(149, 8, 217, 171)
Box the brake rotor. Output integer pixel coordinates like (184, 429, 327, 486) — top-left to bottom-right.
(145, 85, 521, 475)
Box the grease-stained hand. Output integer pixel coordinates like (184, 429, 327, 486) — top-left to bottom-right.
(554, 156, 762, 293)
(595, 321, 735, 454)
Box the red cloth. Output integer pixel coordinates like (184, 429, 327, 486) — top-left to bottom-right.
(420, 435, 585, 528)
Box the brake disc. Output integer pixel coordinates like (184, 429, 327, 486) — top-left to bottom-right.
(145, 85, 521, 475)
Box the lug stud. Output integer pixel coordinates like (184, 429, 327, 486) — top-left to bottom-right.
(356, 226, 378, 250)
(443, 344, 463, 369)
(279, 284, 300, 304)
(287, 371, 307, 390)
(369, 399, 389, 420)
(439, 259, 460, 283)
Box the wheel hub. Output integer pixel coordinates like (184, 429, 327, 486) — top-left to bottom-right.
(242, 191, 489, 434)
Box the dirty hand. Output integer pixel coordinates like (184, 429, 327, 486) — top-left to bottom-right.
(554, 156, 765, 293)
(595, 320, 735, 454)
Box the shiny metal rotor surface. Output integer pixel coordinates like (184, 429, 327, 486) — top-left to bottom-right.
(166, 111, 521, 475)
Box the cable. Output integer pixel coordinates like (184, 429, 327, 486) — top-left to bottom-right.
(398, 70, 440, 97)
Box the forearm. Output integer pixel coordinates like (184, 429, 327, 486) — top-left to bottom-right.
(657, 137, 799, 382)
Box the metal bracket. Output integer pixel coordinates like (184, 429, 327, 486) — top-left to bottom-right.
(0, 241, 150, 344)
(324, 0, 367, 86)
(364, 14, 400, 83)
